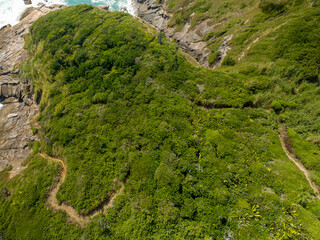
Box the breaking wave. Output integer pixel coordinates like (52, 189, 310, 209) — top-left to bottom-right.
(0, 0, 134, 28)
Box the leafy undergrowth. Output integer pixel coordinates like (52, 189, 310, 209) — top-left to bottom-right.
(0, 4, 320, 239)
(217, 5, 320, 145)
(0, 155, 78, 239)
(165, 0, 314, 65)
(21, 5, 252, 215)
(288, 129, 320, 189)
(165, 0, 320, 143)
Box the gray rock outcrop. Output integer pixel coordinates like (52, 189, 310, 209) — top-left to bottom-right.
(214, 34, 233, 68)
(0, 76, 23, 101)
(134, 0, 213, 67)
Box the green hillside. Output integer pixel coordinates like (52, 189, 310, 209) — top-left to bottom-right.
(1, 2, 320, 239)
(166, 0, 320, 142)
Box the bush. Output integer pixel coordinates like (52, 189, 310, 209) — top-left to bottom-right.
(208, 51, 219, 65)
(259, 0, 287, 14)
(222, 56, 236, 66)
(271, 100, 283, 113)
(31, 127, 38, 135)
(92, 92, 108, 104)
(312, 0, 320, 7)
(296, 66, 319, 84)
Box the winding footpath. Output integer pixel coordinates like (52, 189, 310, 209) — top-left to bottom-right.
(8, 127, 320, 224)
(40, 153, 124, 226)
(278, 128, 320, 200)
(238, 22, 288, 61)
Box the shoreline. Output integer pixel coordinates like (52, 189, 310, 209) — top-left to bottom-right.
(0, 4, 60, 173)
(0, 0, 137, 29)
(0, 0, 65, 28)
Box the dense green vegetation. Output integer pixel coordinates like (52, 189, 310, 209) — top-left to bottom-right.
(1, 2, 320, 239)
(166, 0, 317, 67)
(226, 5, 320, 143)
(165, 0, 320, 143)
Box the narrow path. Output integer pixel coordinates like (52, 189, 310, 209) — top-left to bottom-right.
(138, 18, 154, 34)
(278, 128, 320, 200)
(39, 153, 124, 226)
(8, 167, 26, 179)
(238, 22, 288, 61)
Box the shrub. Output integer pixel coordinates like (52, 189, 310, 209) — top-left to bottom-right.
(92, 92, 108, 104)
(271, 100, 283, 113)
(295, 66, 319, 84)
(31, 127, 38, 135)
(312, 0, 320, 7)
(208, 51, 219, 65)
(259, 0, 287, 14)
(244, 76, 270, 93)
(205, 129, 223, 148)
(222, 56, 236, 66)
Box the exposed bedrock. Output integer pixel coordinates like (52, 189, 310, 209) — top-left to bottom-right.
(0, 4, 65, 175)
(0, 76, 23, 101)
(134, 0, 212, 67)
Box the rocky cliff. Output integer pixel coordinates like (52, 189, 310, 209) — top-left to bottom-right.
(0, 76, 23, 101)
(134, 0, 214, 67)
(0, 4, 64, 176)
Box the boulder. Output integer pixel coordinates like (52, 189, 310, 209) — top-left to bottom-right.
(24, 0, 32, 5)
(0, 77, 23, 101)
(7, 113, 18, 118)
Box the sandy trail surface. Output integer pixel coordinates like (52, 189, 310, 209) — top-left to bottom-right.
(278, 128, 320, 200)
(40, 153, 124, 226)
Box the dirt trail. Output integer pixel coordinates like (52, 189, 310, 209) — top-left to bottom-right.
(278, 128, 320, 200)
(238, 22, 288, 61)
(39, 153, 124, 226)
(138, 18, 155, 34)
(8, 167, 27, 179)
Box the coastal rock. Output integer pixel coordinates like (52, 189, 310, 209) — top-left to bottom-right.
(7, 114, 18, 118)
(134, 0, 212, 67)
(0, 4, 65, 176)
(0, 76, 23, 100)
(24, 0, 32, 5)
(0, 5, 64, 73)
(0, 99, 38, 172)
(214, 34, 233, 68)
(97, 5, 110, 11)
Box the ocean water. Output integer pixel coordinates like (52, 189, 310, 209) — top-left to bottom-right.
(0, 0, 134, 28)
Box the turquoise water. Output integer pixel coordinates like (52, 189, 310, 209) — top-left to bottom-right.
(65, 0, 133, 12)
(0, 0, 134, 27)
(66, 0, 113, 5)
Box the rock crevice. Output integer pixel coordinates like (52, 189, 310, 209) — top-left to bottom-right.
(134, 0, 212, 67)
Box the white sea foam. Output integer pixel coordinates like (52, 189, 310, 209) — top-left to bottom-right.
(0, 102, 4, 110)
(0, 0, 66, 28)
(0, 0, 135, 28)
(91, 0, 135, 14)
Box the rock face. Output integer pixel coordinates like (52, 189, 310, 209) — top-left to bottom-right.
(134, 0, 213, 67)
(214, 34, 233, 68)
(0, 76, 23, 100)
(0, 4, 65, 176)
(0, 98, 38, 172)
